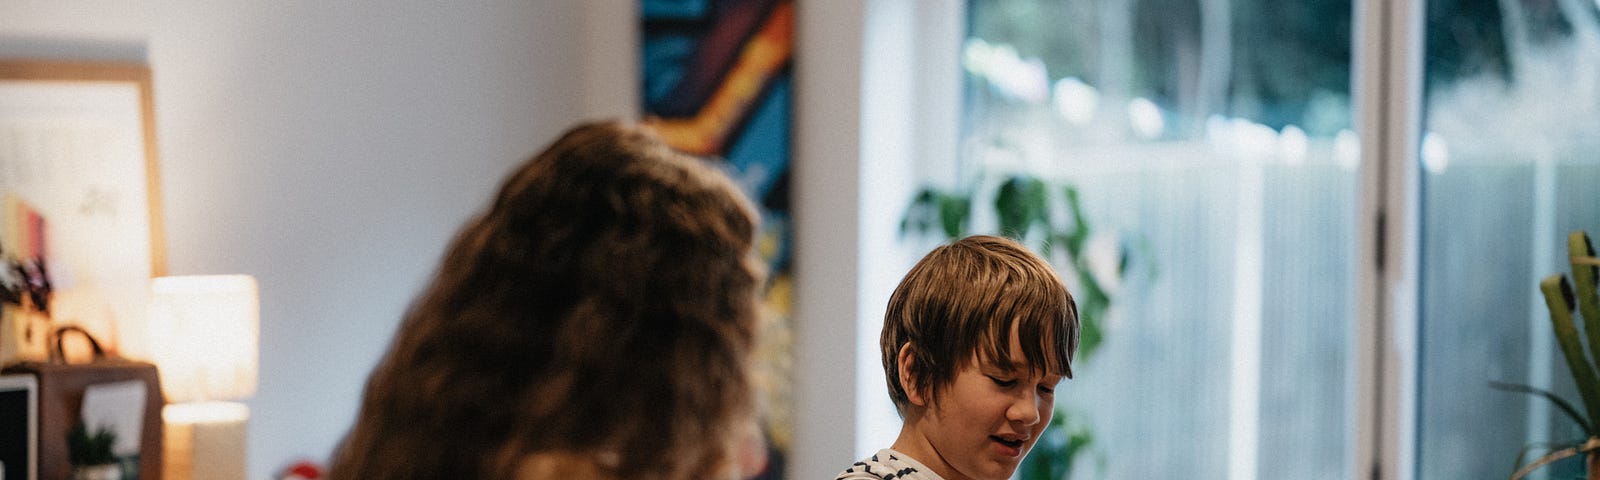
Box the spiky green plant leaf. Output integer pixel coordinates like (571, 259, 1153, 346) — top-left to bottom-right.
(1490, 381, 1590, 433)
(1542, 274, 1600, 436)
(1568, 232, 1600, 378)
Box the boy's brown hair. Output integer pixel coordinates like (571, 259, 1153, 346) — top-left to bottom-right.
(881, 235, 1078, 414)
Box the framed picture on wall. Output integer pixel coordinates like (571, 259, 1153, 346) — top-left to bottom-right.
(0, 59, 166, 360)
(641, 1, 794, 478)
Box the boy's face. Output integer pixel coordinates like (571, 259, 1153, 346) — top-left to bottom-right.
(901, 332, 1065, 480)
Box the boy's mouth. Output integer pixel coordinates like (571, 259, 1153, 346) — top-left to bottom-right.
(990, 435, 1026, 449)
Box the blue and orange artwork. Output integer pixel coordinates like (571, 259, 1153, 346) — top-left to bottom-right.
(641, 0, 793, 478)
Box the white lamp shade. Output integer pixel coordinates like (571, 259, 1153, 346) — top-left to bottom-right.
(147, 275, 259, 403)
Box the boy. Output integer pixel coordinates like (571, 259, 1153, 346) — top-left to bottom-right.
(838, 235, 1079, 480)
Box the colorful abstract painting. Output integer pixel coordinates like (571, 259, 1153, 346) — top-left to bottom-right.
(640, 0, 793, 477)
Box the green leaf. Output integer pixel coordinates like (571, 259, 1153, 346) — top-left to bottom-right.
(1541, 274, 1600, 436)
(1488, 381, 1590, 432)
(1569, 231, 1600, 379)
(1061, 185, 1089, 253)
(938, 192, 972, 240)
(900, 189, 937, 237)
(1018, 407, 1093, 480)
(901, 188, 974, 241)
(995, 175, 1049, 241)
(68, 423, 117, 466)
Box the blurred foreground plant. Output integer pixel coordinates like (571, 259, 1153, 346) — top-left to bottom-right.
(1493, 230, 1600, 480)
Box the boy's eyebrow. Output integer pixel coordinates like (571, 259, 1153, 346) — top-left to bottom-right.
(984, 365, 1070, 383)
(983, 352, 1070, 377)
(982, 354, 1027, 373)
(981, 364, 1017, 375)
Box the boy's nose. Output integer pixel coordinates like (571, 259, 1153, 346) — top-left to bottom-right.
(1008, 391, 1043, 426)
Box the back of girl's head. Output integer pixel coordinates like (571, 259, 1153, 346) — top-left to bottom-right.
(880, 235, 1078, 415)
(329, 120, 764, 480)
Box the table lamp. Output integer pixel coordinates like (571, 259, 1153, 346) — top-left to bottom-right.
(146, 275, 258, 480)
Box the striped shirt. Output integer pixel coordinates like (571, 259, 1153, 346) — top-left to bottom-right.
(835, 449, 944, 480)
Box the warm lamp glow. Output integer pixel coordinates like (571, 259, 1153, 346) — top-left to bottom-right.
(164, 401, 250, 424)
(148, 275, 259, 403)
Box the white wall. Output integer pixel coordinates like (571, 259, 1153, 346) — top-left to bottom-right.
(1, 1, 596, 476)
(790, 1, 865, 477)
(1, 0, 900, 478)
(853, 0, 966, 460)
(791, 0, 965, 471)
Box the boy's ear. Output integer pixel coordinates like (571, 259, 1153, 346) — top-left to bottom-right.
(898, 343, 927, 407)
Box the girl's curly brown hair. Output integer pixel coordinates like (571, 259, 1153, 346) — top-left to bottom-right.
(329, 121, 765, 480)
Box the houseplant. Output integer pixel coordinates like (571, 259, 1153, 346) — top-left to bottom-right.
(68, 422, 121, 480)
(902, 172, 1142, 479)
(1496, 230, 1600, 479)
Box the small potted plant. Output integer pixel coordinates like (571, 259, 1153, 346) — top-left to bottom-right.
(68, 422, 121, 480)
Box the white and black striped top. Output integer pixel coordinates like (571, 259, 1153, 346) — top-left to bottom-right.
(835, 449, 944, 480)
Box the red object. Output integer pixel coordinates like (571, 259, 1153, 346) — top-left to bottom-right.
(281, 460, 324, 480)
(24, 207, 45, 259)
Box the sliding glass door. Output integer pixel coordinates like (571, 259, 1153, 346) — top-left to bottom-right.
(946, 0, 1600, 478)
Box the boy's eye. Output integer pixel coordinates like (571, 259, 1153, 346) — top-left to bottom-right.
(989, 376, 1017, 388)
(1038, 384, 1055, 395)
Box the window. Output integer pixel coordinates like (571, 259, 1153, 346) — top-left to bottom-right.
(962, 1, 1354, 478)
(1417, 0, 1600, 478)
(923, 0, 1600, 478)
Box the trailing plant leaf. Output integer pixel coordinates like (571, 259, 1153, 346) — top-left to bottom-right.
(1490, 380, 1591, 433)
(1061, 185, 1089, 254)
(995, 176, 1050, 240)
(1062, 252, 1108, 360)
(901, 187, 975, 241)
(1019, 406, 1094, 480)
(1541, 273, 1600, 436)
(938, 191, 972, 239)
(900, 190, 936, 236)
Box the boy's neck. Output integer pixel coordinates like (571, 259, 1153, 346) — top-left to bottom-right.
(890, 411, 965, 480)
